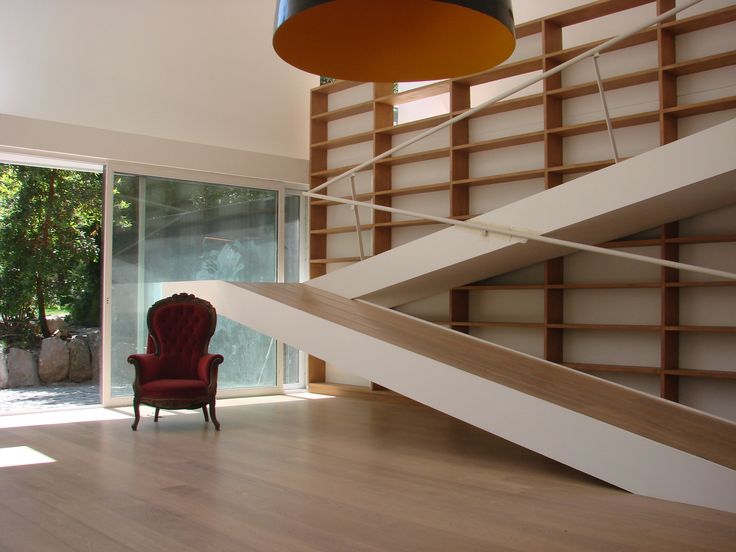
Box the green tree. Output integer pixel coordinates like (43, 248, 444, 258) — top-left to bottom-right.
(0, 164, 102, 341)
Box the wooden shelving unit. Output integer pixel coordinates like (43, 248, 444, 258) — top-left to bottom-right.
(307, 0, 736, 403)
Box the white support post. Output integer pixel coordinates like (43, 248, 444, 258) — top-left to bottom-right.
(349, 174, 366, 260)
(592, 53, 621, 163)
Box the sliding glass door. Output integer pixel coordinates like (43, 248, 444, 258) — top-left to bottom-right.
(102, 164, 304, 404)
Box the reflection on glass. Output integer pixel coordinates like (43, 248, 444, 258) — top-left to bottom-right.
(110, 174, 278, 397)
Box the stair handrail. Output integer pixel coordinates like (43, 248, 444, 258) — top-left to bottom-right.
(303, 190, 736, 281)
(304, 0, 736, 282)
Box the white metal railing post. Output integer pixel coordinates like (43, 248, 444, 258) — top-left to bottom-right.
(349, 174, 366, 260)
(592, 53, 621, 163)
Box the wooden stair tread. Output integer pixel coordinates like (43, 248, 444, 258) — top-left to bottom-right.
(237, 282, 736, 471)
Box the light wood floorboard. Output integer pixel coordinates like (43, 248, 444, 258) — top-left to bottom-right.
(0, 397, 734, 551)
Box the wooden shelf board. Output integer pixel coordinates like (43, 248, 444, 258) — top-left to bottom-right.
(460, 94, 545, 120)
(374, 147, 449, 167)
(662, 5, 736, 35)
(455, 58, 544, 87)
(604, 234, 736, 248)
(547, 68, 659, 100)
(461, 281, 731, 291)
(374, 219, 448, 230)
(547, 0, 652, 28)
(664, 96, 736, 118)
(455, 284, 545, 291)
(665, 280, 736, 288)
(547, 159, 616, 175)
(563, 362, 660, 376)
(310, 224, 373, 236)
(375, 114, 452, 136)
(549, 323, 661, 332)
(311, 131, 374, 150)
(376, 81, 450, 106)
(311, 164, 373, 178)
(450, 321, 545, 329)
(547, 282, 661, 290)
(454, 130, 545, 154)
(311, 100, 374, 123)
(373, 182, 451, 198)
(548, 111, 659, 137)
(309, 191, 373, 207)
(310, 257, 364, 264)
(668, 234, 736, 245)
(663, 50, 736, 77)
(454, 168, 546, 188)
(514, 19, 542, 40)
(309, 181, 455, 205)
(601, 238, 661, 248)
(547, 29, 657, 63)
(312, 80, 363, 95)
(419, 319, 452, 327)
(663, 369, 736, 380)
(665, 325, 736, 334)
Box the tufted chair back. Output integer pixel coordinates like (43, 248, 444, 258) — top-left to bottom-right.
(146, 294, 217, 380)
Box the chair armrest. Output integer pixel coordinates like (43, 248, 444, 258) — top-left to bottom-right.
(127, 353, 161, 386)
(197, 353, 224, 385)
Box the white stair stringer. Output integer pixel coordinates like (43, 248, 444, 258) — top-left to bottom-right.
(164, 280, 736, 513)
(308, 118, 736, 307)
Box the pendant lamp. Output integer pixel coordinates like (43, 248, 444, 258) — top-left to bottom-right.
(273, 0, 516, 82)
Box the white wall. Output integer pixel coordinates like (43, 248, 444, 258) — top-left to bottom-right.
(0, 0, 318, 161)
(0, 113, 308, 184)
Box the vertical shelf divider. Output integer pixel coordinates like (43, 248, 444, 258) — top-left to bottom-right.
(371, 83, 397, 391)
(450, 81, 472, 334)
(657, 0, 680, 400)
(542, 20, 565, 365)
(307, 88, 329, 384)
(373, 83, 395, 257)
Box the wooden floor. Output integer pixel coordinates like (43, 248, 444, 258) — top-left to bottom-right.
(0, 396, 734, 552)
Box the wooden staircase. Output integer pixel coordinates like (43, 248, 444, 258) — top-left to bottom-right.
(164, 279, 736, 513)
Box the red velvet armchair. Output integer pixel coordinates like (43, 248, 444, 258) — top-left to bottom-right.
(127, 293, 224, 431)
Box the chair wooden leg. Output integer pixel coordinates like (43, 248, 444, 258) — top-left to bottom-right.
(209, 400, 221, 431)
(154, 407, 160, 422)
(132, 399, 141, 431)
(202, 405, 210, 422)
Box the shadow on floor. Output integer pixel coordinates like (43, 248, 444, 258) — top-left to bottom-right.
(0, 383, 99, 413)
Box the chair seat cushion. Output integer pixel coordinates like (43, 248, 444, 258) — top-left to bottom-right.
(139, 378, 209, 400)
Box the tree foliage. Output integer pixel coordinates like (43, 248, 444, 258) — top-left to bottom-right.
(0, 164, 102, 344)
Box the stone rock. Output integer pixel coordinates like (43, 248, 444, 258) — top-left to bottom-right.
(86, 329, 101, 383)
(38, 337, 70, 384)
(0, 349, 8, 388)
(68, 336, 92, 383)
(7, 348, 40, 387)
(46, 316, 69, 335)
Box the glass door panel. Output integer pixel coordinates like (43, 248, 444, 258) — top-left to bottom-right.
(283, 193, 304, 387)
(109, 172, 279, 398)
